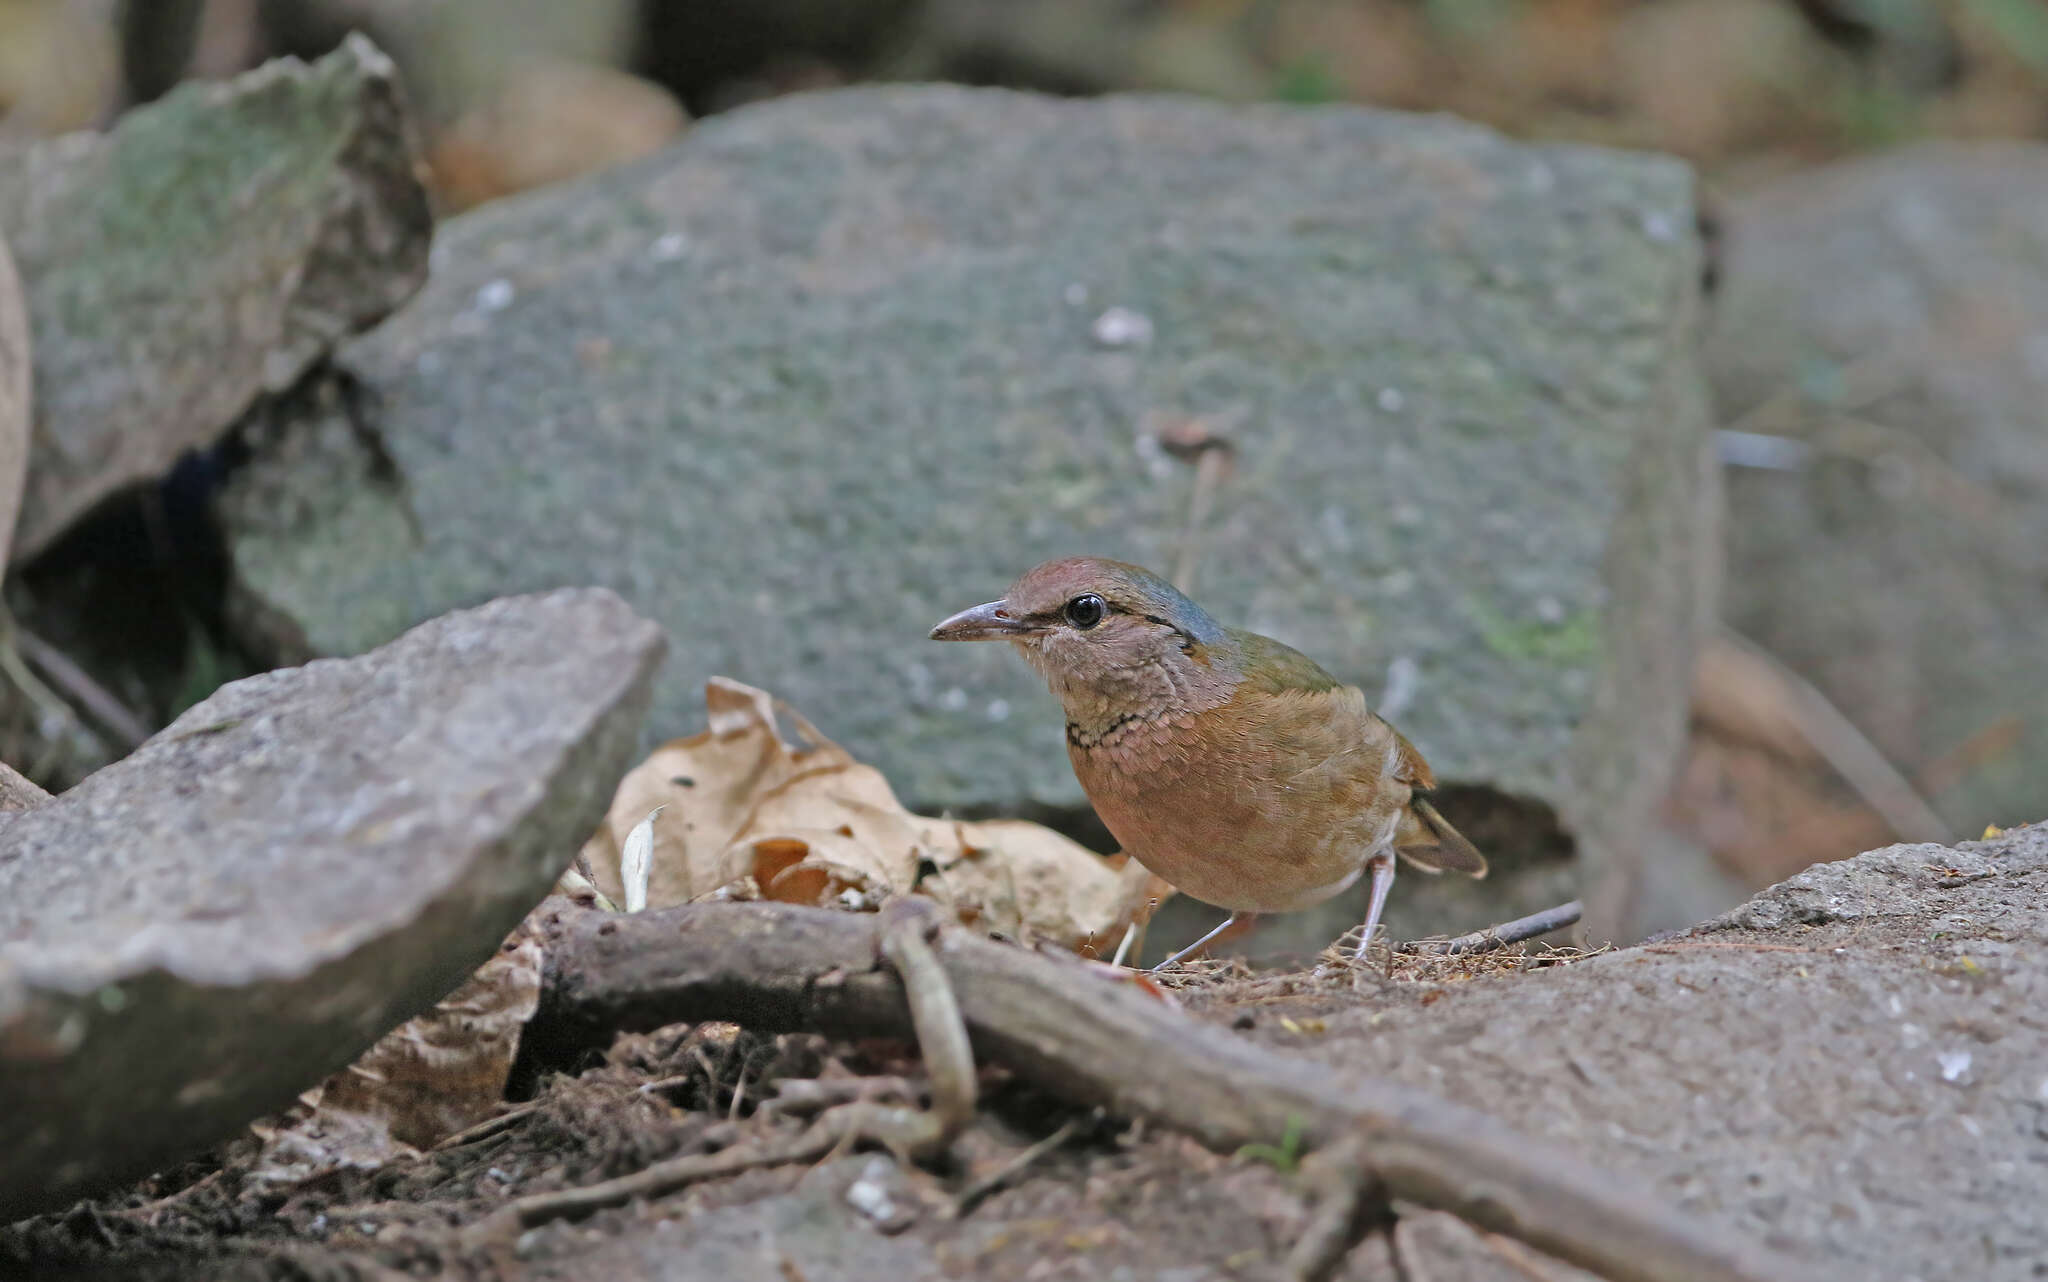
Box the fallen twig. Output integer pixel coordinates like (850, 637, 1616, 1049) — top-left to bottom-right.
(1706, 631, 1948, 845)
(760, 1076, 922, 1117)
(9, 622, 153, 751)
(433, 1104, 539, 1151)
(1285, 1135, 1389, 1282)
(1399, 901, 1584, 957)
(948, 1113, 1088, 1218)
(879, 899, 976, 1140)
(525, 901, 1824, 1282)
(469, 1101, 942, 1241)
(1486, 1230, 1577, 1282)
(1389, 1220, 1435, 1282)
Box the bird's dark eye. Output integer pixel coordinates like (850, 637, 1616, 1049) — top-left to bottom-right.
(1064, 593, 1107, 630)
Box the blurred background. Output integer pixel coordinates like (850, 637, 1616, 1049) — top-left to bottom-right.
(1, 0, 2042, 908)
(9, 0, 2048, 202)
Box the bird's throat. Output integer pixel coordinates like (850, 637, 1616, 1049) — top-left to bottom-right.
(1044, 654, 1237, 752)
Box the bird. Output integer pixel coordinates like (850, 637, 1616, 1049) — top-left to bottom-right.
(930, 556, 1486, 969)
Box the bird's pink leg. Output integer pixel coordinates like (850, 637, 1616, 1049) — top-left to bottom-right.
(1152, 911, 1252, 972)
(1354, 851, 1397, 958)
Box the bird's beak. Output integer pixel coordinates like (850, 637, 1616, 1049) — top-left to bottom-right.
(929, 600, 1034, 642)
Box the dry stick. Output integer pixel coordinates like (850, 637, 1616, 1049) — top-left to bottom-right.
(481, 904, 978, 1239)
(1710, 630, 1948, 845)
(1398, 901, 1584, 957)
(637, 1072, 695, 1096)
(879, 899, 977, 1139)
(472, 1102, 943, 1239)
(526, 902, 1825, 1282)
(948, 1113, 1088, 1219)
(433, 1104, 539, 1151)
(762, 1076, 922, 1116)
(1284, 1135, 1389, 1282)
(1486, 1231, 1577, 1282)
(1171, 443, 1231, 597)
(1388, 1220, 1436, 1282)
(9, 621, 152, 750)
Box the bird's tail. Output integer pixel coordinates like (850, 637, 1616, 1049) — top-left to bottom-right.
(1394, 796, 1489, 878)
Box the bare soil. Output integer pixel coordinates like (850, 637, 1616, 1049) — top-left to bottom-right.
(7, 823, 2045, 1282)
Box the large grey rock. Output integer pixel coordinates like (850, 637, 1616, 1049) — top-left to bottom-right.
(0, 589, 665, 1222)
(1707, 143, 2048, 838)
(219, 86, 1714, 937)
(0, 35, 431, 562)
(1241, 821, 2048, 1281)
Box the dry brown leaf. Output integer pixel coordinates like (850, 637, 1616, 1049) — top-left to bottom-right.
(579, 677, 1159, 952)
(247, 920, 543, 1189)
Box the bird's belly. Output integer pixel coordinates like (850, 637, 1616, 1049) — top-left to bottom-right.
(1078, 753, 1395, 914)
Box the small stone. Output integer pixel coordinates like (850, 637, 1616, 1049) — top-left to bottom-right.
(844, 1155, 917, 1233)
(474, 279, 515, 312)
(1091, 305, 1154, 348)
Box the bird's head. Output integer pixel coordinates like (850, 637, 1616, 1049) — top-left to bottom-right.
(929, 557, 1230, 703)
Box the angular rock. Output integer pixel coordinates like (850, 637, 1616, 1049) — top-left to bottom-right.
(1706, 142, 2048, 839)
(0, 34, 431, 562)
(0, 762, 46, 814)
(1251, 821, 2048, 1280)
(0, 589, 664, 1222)
(218, 86, 1714, 939)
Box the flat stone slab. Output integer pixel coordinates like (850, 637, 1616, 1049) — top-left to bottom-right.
(0, 34, 430, 561)
(0, 589, 665, 1221)
(219, 85, 1713, 937)
(1233, 822, 2048, 1280)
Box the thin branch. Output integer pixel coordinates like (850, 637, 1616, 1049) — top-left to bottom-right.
(759, 1076, 922, 1118)
(1285, 1134, 1388, 1282)
(948, 1113, 1088, 1218)
(432, 1104, 538, 1151)
(1400, 901, 1584, 957)
(526, 901, 1824, 1282)
(1708, 631, 1948, 845)
(879, 899, 976, 1139)
(1172, 444, 1231, 596)
(469, 1101, 942, 1240)
(1388, 1219, 1435, 1282)
(9, 620, 152, 750)
(1485, 1231, 1577, 1282)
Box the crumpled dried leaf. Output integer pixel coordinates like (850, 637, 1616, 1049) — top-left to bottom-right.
(247, 920, 543, 1190)
(579, 678, 1166, 952)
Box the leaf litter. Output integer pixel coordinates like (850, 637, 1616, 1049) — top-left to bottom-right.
(574, 676, 1164, 953)
(247, 919, 544, 1192)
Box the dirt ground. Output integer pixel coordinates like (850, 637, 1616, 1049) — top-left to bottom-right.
(6, 823, 2044, 1282)
(0, 950, 1604, 1282)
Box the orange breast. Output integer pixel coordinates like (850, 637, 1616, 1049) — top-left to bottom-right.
(1068, 684, 1408, 913)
